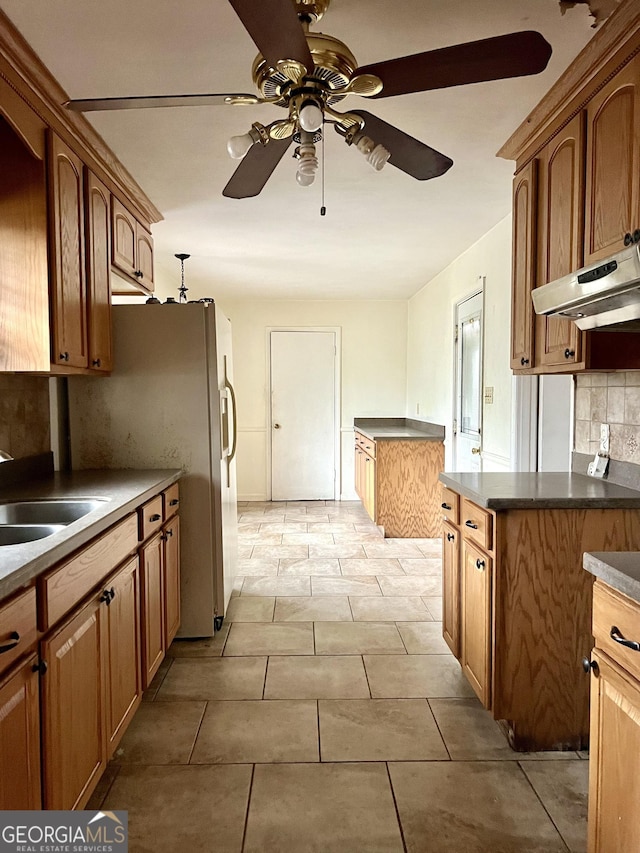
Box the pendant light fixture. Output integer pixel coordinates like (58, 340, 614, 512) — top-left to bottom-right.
(175, 253, 191, 303)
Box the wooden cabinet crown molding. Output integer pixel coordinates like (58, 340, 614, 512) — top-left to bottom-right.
(497, 0, 640, 166)
(0, 10, 162, 227)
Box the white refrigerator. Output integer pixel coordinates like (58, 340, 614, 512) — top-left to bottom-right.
(68, 303, 238, 637)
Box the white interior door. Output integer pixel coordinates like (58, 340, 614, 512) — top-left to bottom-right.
(454, 290, 484, 471)
(270, 330, 337, 500)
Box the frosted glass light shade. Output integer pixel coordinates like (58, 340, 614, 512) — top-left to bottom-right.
(227, 132, 255, 159)
(299, 102, 323, 132)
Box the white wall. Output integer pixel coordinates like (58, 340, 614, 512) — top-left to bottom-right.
(406, 215, 514, 471)
(217, 299, 408, 501)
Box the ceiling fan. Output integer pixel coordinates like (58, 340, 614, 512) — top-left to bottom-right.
(66, 0, 552, 199)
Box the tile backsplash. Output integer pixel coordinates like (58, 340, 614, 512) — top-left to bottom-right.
(575, 372, 640, 464)
(0, 375, 50, 459)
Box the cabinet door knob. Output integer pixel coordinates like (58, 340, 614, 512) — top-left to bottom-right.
(610, 626, 640, 652)
(582, 657, 598, 673)
(92, 358, 101, 368)
(274, 423, 281, 430)
(624, 232, 634, 246)
(520, 357, 529, 366)
(465, 520, 478, 530)
(99, 588, 113, 605)
(0, 631, 20, 654)
(32, 660, 47, 675)
(134, 269, 144, 278)
(475, 558, 485, 571)
(633, 229, 640, 244)
(165, 528, 173, 538)
(564, 348, 575, 359)
(59, 351, 69, 361)
(446, 532, 455, 542)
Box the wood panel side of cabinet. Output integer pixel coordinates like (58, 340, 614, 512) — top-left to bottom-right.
(588, 651, 640, 853)
(442, 521, 461, 658)
(493, 508, 640, 751)
(535, 112, 585, 368)
(47, 131, 88, 368)
(510, 159, 538, 371)
(85, 170, 112, 372)
(375, 440, 444, 538)
(0, 654, 41, 810)
(0, 116, 50, 371)
(585, 54, 640, 264)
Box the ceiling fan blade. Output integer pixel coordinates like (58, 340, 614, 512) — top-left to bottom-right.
(65, 93, 262, 112)
(223, 133, 293, 198)
(355, 31, 552, 98)
(228, 0, 313, 71)
(345, 110, 453, 181)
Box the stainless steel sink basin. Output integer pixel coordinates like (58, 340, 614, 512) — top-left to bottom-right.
(0, 524, 66, 545)
(0, 498, 107, 525)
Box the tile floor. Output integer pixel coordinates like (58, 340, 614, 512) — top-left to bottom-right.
(91, 500, 589, 852)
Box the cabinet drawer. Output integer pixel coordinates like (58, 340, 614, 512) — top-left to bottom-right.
(0, 587, 37, 675)
(163, 483, 180, 520)
(440, 485, 460, 525)
(38, 513, 138, 631)
(461, 498, 493, 551)
(361, 436, 376, 458)
(593, 580, 640, 684)
(139, 495, 163, 541)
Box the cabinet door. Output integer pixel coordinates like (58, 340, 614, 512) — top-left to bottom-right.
(140, 532, 165, 689)
(48, 132, 88, 368)
(85, 170, 112, 371)
(461, 539, 492, 709)
(0, 654, 41, 809)
(510, 159, 537, 370)
(111, 196, 136, 278)
(442, 521, 460, 658)
(588, 651, 640, 853)
(535, 112, 585, 367)
(585, 55, 640, 264)
(136, 222, 155, 291)
(354, 446, 363, 501)
(40, 596, 106, 809)
(163, 516, 181, 647)
(364, 453, 376, 522)
(105, 556, 142, 756)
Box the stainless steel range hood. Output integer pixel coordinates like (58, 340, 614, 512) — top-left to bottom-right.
(532, 244, 640, 330)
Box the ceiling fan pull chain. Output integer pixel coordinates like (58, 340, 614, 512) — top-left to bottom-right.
(321, 119, 326, 216)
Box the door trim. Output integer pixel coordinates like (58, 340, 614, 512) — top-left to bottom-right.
(266, 326, 342, 501)
(452, 282, 484, 471)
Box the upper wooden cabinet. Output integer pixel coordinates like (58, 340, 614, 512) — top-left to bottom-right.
(510, 159, 537, 370)
(112, 197, 155, 293)
(85, 170, 113, 372)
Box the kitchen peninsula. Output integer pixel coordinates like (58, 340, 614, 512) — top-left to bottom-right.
(439, 470, 640, 752)
(354, 418, 444, 538)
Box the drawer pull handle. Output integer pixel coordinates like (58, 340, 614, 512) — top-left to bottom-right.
(475, 558, 485, 571)
(169, 498, 179, 506)
(150, 513, 162, 522)
(465, 520, 478, 530)
(610, 626, 640, 652)
(441, 503, 452, 510)
(446, 532, 455, 542)
(0, 631, 20, 654)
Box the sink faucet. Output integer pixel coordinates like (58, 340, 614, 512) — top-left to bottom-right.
(0, 450, 14, 462)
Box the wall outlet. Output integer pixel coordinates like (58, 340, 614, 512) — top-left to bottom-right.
(484, 386, 494, 404)
(600, 423, 610, 455)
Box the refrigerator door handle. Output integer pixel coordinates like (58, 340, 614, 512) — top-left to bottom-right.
(224, 355, 238, 488)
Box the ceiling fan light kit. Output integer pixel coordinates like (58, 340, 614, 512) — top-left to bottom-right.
(66, 0, 553, 199)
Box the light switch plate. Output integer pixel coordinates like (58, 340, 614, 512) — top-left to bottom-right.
(484, 387, 494, 404)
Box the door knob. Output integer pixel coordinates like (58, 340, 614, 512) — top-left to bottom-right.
(274, 423, 281, 429)
(471, 447, 481, 455)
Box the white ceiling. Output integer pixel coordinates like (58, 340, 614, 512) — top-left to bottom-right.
(1, 0, 597, 300)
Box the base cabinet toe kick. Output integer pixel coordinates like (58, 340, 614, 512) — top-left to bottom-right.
(440, 480, 640, 752)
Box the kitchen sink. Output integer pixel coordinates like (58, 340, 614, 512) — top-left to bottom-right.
(0, 498, 108, 525)
(0, 524, 67, 545)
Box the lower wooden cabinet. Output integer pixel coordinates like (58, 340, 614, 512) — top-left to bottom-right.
(140, 532, 165, 689)
(163, 515, 181, 647)
(0, 653, 41, 809)
(442, 522, 460, 657)
(460, 539, 493, 709)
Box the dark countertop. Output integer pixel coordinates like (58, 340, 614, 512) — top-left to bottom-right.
(584, 552, 640, 603)
(354, 418, 445, 442)
(439, 471, 640, 510)
(0, 468, 181, 600)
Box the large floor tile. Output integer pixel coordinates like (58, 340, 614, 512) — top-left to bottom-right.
(236, 557, 279, 576)
(241, 576, 311, 596)
(319, 698, 448, 761)
(113, 700, 205, 764)
(274, 595, 353, 621)
(191, 700, 319, 763)
(225, 596, 275, 622)
(312, 576, 381, 595)
(244, 763, 404, 853)
(378, 575, 442, 596)
(258, 522, 307, 533)
(429, 697, 519, 759)
(364, 654, 476, 698)
(350, 595, 431, 621)
(282, 532, 335, 545)
(363, 542, 425, 558)
(389, 761, 568, 852)
(224, 621, 315, 656)
(399, 557, 442, 575)
(332, 531, 386, 543)
(166, 627, 228, 658)
(252, 544, 309, 560)
(103, 764, 252, 853)
(156, 656, 267, 700)
(308, 543, 366, 559)
(314, 621, 406, 655)
(278, 557, 341, 576)
(339, 558, 404, 575)
(519, 760, 589, 853)
(264, 655, 370, 699)
(237, 532, 283, 545)
(306, 522, 357, 533)
(423, 595, 443, 620)
(142, 656, 172, 701)
(397, 621, 451, 653)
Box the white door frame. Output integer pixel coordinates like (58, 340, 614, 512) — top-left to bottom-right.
(266, 326, 342, 501)
(452, 282, 484, 470)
